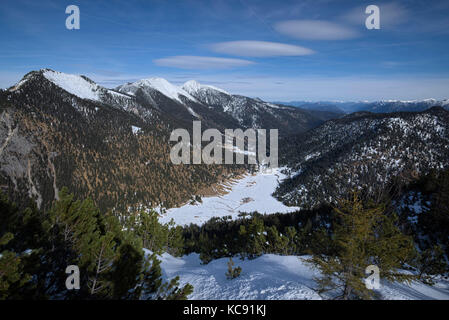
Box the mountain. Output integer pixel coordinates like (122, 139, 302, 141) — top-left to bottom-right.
(354, 99, 449, 114)
(275, 99, 449, 114)
(0, 69, 247, 211)
(273, 101, 345, 114)
(180, 80, 341, 136)
(275, 107, 449, 208)
(0, 69, 337, 211)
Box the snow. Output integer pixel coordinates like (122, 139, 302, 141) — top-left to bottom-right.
(9, 78, 29, 92)
(159, 168, 300, 226)
(161, 253, 320, 300)
(43, 70, 102, 101)
(131, 125, 141, 134)
(264, 102, 280, 109)
(133, 78, 198, 104)
(182, 80, 230, 95)
(159, 253, 449, 300)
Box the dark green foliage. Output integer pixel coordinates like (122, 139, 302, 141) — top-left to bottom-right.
(419, 170, 449, 254)
(124, 209, 184, 256)
(417, 245, 448, 285)
(396, 169, 449, 278)
(182, 206, 333, 263)
(0, 189, 192, 300)
(238, 217, 266, 259)
(308, 193, 417, 300)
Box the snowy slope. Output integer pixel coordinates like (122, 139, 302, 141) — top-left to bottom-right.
(118, 77, 198, 104)
(182, 80, 230, 95)
(42, 69, 132, 104)
(159, 168, 300, 226)
(43, 70, 103, 101)
(160, 253, 449, 300)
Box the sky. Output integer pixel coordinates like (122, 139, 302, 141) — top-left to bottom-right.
(1, 0, 449, 101)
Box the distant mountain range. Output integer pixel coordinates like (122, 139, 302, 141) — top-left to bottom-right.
(275, 99, 449, 114)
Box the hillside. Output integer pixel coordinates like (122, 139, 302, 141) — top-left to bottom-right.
(0, 69, 335, 211)
(275, 107, 449, 208)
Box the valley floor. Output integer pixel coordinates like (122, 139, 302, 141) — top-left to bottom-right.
(160, 253, 449, 300)
(157, 168, 449, 300)
(159, 168, 299, 226)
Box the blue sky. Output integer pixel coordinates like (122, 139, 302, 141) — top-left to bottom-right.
(1, 0, 449, 101)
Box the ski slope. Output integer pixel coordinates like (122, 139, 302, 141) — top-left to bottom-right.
(160, 253, 449, 300)
(159, 168, 300, 226)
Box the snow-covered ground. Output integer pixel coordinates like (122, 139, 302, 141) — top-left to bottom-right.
(43, 70, 102, 101)
(160, 253, 449, 300)
(159, 168, 300, 226)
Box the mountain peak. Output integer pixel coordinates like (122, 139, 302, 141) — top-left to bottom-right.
(182, 80, 229, 95)
(41, 69, 104, 101)
(122, 77, 198, 104)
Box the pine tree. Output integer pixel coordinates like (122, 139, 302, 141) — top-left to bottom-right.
(225, 257, 242, 280)
(308, 193, 417, 300)
(238, 217, 266, 259)
(417, 245, 448, 284)
(0, 233, 31, 299)
(266, 225, 289, 255)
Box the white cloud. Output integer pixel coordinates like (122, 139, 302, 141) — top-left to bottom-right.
(210, 41, 315, 57)
(153, 56, 254, 69)
(274, 20, 359, 40)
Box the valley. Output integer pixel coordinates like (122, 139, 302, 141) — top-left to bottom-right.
(1, 68, 449, 301)
(159, 167, 299, 226)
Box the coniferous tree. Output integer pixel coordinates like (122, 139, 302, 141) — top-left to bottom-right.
(308, 193, 417, 300)
(0, 189, 193, 300)
(226, 258, 242, 280)
(238, 217, 266, 259)
(0, 233, 31, 299)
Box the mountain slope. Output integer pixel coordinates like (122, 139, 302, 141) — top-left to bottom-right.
(0, 69, 245, 211)
(357, 99, 449, 114)
(275, 99, 449, 114)
(275, 107, 449, 208)
(181, 80, 340, 136)
(0, 69, 344, 211)
(160, 252, 449, 300)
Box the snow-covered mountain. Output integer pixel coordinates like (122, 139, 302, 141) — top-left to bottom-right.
(0, 68, 338, 211)
(115, 77, 338, 135)
(10, 69, 157, 121)
(277, 99, 449, 114)
(120, 77, 198, 104)
(276, 107, 449, 208)
(359, 99, 449, 114)
(181, 80, 339, 135)
(117, 77, 201, 118)
(0, 69, 249, 211)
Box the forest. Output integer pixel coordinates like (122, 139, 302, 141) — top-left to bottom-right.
(2, 169, 448, 299)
